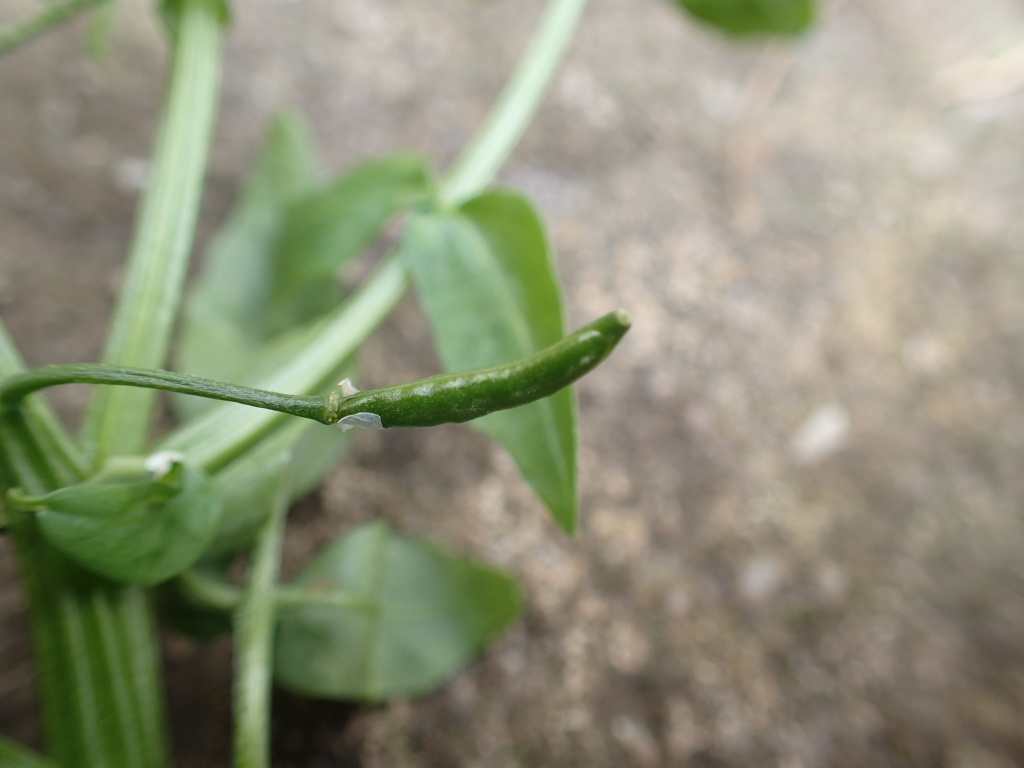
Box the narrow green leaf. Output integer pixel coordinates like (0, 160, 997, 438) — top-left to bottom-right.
(176, 112, 320, 416)
(275, 521, 522, 700)
(402, 190, 578, 531)
(14, 458, 223, 585)
(671, 0, 815, 36)
(266, 153, 431, 334)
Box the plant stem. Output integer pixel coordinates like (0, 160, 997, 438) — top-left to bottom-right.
(233, 461, 291, 768)
(2, 365, 331, 423)
(82, 0, 223, 464)
(1, 322, 169, 768)
(440, 0, 591, 206)
(159, 254, 409, 471)
(0, 0, 108, 56)
(1, 411, 169, 768)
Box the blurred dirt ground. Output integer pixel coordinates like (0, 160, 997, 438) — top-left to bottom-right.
(2, 0, 1024, 766)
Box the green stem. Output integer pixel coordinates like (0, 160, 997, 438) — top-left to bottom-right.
(440, 0, 591, 205)
(1, 411, 169, 768)
(0, 0, 108, 56)
(2, 311, 630, 439)
(82, 0, 223, 464)
(233, 464, 291, 768)
(159, 254, 409, 471)
(2, 365, 331, 424)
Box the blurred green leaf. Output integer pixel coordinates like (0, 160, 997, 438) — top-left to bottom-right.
(12, 458, 222, 586)
(176, 112, 320, 413)
(203, 418, 351, 559)
(401, 190, 578, 532)
(671, 0, 815, 36)
(87, 0, 118, 61)
(266, 153, 431, 334)
(274, 521, 522, 700)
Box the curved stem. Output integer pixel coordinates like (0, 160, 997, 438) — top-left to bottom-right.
(440, 0, 591, 206)
(2, 365, 331, 424)
(0, 0, 107, 56)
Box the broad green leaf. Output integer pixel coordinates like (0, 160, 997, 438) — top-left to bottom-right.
(672, 0, 815, 36)
(401, 190, 578, 532)
(275, 521, 522, 700)
(176, 112, 320, 414)
(266, 153, 431, 334)
(12, 457, 222, 585)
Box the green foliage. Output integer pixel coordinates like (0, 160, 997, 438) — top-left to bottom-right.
(671, 0, 815, 36)
(10, 457, 222, 586)
(176, 112, 321, 402)
(402, 191, 578, 531)
(268, 153, 431, 334)
(0, 0, 816, 763)
(275, 522, 522, 700)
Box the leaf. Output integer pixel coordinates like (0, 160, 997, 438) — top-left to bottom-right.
(671, 0, 815, 36)
(266, 153, 431, 334)
(401, 190, 578, 532)
(12, 458, 222, 586)
(274, 522, 522, 701)
(204, 418, 351, 559)
(176, 112, 320, 415)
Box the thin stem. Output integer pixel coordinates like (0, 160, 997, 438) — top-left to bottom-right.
(2, 365, 331, 424)
(82, 0, 223, 464)
(440, 0, 591, 206)
(0, 0, 107, 56)
(159, 254, 409, 471)
(233, 463, 291, 768)
(176, 568, 244, 612)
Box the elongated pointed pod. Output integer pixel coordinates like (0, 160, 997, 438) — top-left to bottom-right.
(328, 309, 632, 429)
(0, 311, 631, 431)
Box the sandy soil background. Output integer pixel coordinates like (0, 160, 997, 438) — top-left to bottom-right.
(2, 0, 1024, 766)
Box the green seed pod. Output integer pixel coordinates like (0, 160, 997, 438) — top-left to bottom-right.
(328, 309, 632, 429)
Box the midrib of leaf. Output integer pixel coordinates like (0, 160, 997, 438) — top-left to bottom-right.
(360, 523, 390, 699)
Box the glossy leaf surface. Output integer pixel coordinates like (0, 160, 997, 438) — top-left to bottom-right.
(672, 0, 815, 36)
(275, 521, 522, 700)
(401, 190, 578, 532)
(15, 459, 222, 585)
